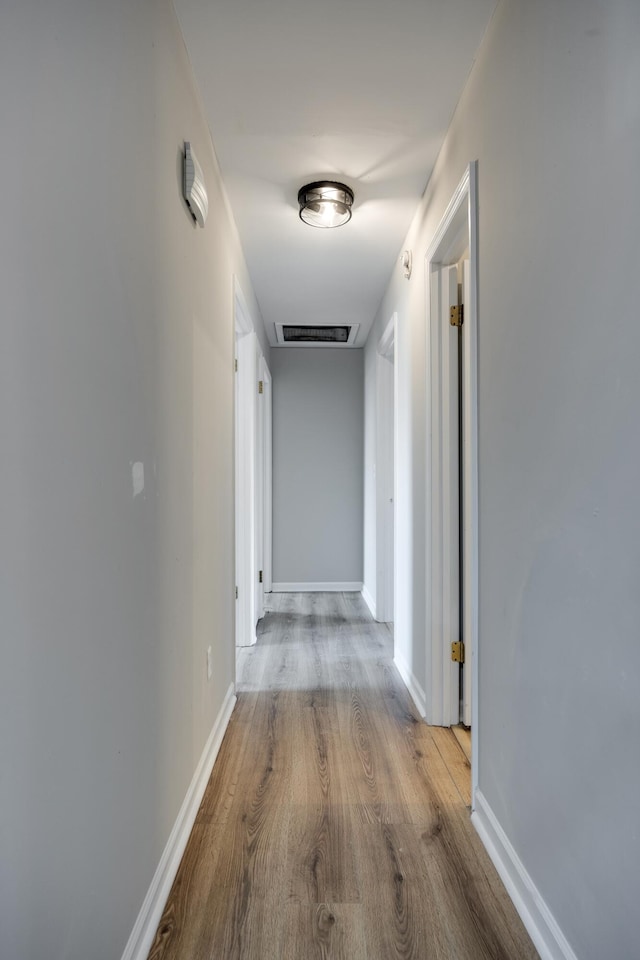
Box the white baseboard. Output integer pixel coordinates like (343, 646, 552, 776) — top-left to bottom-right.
(121, 682, 237, 960)
(472, 791, 578, 960)
(361, 584, 376, 619)
(236, 626, 257, 648)
(393, 652, 427, 718)
(271, 581, 363, 593)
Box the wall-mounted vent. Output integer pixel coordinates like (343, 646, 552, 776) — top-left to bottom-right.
(275, 322, 359, 347)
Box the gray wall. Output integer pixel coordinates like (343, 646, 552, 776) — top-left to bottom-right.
(0, 2, 266, 958)
(272, 349, 364, 585)
(365, 1, 640, 957)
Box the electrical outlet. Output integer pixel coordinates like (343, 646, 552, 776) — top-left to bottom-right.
(206, 645, 213, 681)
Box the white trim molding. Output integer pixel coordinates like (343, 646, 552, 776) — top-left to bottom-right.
(272, 581, 363, 593)
(393, 652, 427, 719)
(120, 683, 237, 960)
(472, 792, 579, 960)
(361, 584, 377, 620)
(260, 359, 273, 597)
(423, 162, 479, 788)
(375, 313, 397, 626)
(235, 330, 260, 648)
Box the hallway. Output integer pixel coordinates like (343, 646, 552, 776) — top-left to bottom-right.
(148, 593, 538, 959)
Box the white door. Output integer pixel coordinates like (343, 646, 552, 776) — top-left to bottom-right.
(261, 363, 273, 596)
(386, 357, 395, 625)
(441, 264, 461, 723)
(425, 164, 478, 791)
(461, 259, 472, 727)
(235, 331, 258, 646)
(443, 258, 473, 728)
(234, 335, 241, 648)
(376, 315, 396, 625)
(255, 359, 271, 622)
(378, 352, 395, 623)
(255, 367, 263, 623)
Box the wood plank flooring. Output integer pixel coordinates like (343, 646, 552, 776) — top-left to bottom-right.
(148, 592, 538, 960)
(451, 726, 471, 765)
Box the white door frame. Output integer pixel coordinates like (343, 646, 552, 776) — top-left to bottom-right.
(424, 162, 479, 802)
(375, 314, 397, 624)
(234, 279, 259, 647)
(260, 360, 273, 596)
(255, 355, 272, 617)
(255, 352, 264, 624)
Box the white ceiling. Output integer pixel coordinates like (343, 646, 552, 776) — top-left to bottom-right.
(174, 0, 496, 347)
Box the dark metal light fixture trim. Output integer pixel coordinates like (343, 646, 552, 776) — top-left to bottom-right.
(298, 180, 354, 228)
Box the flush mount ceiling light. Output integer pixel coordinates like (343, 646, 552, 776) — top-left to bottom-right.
(298, 181, 354, 228)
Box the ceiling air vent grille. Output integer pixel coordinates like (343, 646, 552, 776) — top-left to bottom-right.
(283, 325, 349, 343)
(275, 322, 359, 346)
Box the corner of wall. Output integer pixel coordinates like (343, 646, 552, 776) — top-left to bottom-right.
(472, 793, 579, 960)
(121, 686, 236, 960)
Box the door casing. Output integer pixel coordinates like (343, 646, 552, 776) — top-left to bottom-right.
(424, 162, 479, 804)
(375, 314, 397, 625)
(234, 279, 271, 649)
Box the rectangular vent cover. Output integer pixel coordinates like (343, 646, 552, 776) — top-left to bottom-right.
(275, 322, 359, 346)
(284, 325, 349, 343)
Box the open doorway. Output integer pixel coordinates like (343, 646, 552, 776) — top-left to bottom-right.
(256, 357, 272, 618)
(425, 163, 479, 804)
(375, 313, 397, 628)
(234, 281, 272, 658)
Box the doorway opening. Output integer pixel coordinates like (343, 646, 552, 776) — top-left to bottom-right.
(375, 314, 397, 630)
(234, 280, 272, 663)
(256, 356, 272, 617)
(425, 163, 479, 804)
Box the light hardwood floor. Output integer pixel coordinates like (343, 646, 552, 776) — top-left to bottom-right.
(148, 592, 538, 960)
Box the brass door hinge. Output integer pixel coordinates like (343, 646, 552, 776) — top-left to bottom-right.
(235, 586, 238, 599)
(451, 641, 465, 663)
(235, 358, 238, 372)
(449, 304, 464, 327)
(259, 570, 263, 583)
(258, 380, 263, 394)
